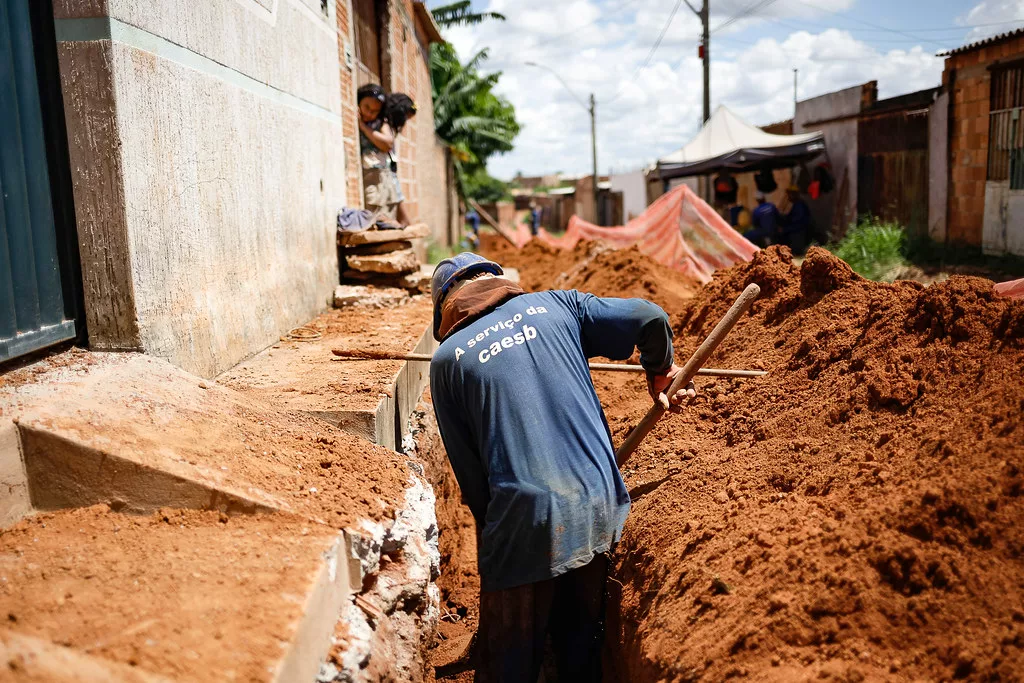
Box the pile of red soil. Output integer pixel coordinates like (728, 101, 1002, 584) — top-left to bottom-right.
(597, 247, 1024, 680)
(437, 239, 1024, 679)
(479, 234, 696, 314)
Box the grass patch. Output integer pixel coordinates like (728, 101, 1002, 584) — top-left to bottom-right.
(830, 218, 908, 282)
(426, 239, 459, 265)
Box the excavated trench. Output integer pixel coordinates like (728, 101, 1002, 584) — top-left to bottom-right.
(416, 237, 1024, 681)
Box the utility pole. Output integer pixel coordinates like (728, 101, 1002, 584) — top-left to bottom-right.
(701, 1, 710, 126)
(590, 93, 599, 225)
(793, 68, 798, 115)
(700, 0, 711, 202)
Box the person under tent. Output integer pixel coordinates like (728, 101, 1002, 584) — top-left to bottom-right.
(742, 193, 780, 248)
(779, 185, 812, 254)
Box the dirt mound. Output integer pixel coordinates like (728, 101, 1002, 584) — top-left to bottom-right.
(479, 234, 696, 314)
(599, 246, 1024, 680)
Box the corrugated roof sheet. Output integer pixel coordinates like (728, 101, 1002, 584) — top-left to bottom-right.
(938, 27, 1024, 57)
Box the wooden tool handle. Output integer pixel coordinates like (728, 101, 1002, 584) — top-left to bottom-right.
(615, 283, 761, 468)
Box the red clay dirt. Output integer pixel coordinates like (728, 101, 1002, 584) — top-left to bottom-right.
(473, 238, 1024, 680)
(1, 505, 338, 682)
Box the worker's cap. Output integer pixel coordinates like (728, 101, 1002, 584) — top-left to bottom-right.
(431, 252, 504, 341)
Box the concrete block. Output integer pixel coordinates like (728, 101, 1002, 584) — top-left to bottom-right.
(272, 533, 353, 683)
(338, 223, 430, 246)
(346, 248, 420, 275)
(0, 420, 30, 528)
(19, 424, 278, 515)
(333, 285, 409, 308)
(0, 630, 171, 682)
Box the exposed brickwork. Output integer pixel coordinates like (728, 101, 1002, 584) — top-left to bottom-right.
(337, 0, 454, 243)
(336, 0, 363, 208)
(943, 32, 1024, 245)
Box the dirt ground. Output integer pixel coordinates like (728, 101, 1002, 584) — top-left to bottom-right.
(1, 505, 338, 682)
(470, 236, 1024, 680)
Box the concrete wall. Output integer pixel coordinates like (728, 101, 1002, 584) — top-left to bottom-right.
(795, 83, 874, 238)
(929, 91, 950, 242)
(336, 0, 364, 212)
(943, 33, 1024, 246)
(54, 0, 345, 377)
(610, 170, 647, 220)
(983, 182, 1024, 256)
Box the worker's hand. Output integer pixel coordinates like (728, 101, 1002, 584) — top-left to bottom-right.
(647, 364, 696, 412)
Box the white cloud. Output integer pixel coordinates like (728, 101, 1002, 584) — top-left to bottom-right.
(439, 0, 946, 179)
(960, 0, 1024, 42)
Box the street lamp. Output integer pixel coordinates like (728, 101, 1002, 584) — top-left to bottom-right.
(525, 61, 600, 224)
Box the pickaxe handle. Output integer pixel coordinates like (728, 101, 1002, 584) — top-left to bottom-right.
(615, 283, 761, 468)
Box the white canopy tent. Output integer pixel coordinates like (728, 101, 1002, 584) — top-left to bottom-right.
(656, 105, 826, 179)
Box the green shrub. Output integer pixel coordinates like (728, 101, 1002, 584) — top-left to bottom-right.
(831, 218, 908, 282)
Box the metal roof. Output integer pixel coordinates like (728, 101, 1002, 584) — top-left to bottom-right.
(938, 27, 1024, 57)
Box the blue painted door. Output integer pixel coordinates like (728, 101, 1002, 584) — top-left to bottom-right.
(0, 0, 77, 362)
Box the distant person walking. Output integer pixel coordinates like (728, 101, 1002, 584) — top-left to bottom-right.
(529, 202, 541, 236)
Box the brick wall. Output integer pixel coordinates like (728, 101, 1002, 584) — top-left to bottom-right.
(337, 0, 455, 244)
(944, 33, 1024, 245)
(383, 1, 456, 246)
(336, 0, 363, 208)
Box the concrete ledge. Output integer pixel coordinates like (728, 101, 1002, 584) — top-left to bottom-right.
(0, 629, 171, 682)
(219, 300, 435, 453)
(273, 534, 353, 683)
(0, 420, 30, 527)
(19, 425, 277, 515)
(310, 323, 435, 452)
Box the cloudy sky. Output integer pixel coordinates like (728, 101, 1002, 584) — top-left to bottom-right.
(428, 0, 1024, 179)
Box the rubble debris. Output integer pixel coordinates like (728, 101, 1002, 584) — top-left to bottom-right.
(345, 248, 419, 275)
(333, 285, 409, 309)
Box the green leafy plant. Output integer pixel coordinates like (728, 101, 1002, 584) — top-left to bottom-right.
(831, 218, 908, 282)
(431, 1, 505, 28)
(428, 9, 519, 204)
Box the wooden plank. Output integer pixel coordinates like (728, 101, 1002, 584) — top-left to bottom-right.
(468, 199, 517, 246)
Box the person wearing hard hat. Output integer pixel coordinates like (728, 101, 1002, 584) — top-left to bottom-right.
(428, 252, 693, 682)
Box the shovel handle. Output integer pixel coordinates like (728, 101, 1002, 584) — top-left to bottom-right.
(615, 283, 761, 468)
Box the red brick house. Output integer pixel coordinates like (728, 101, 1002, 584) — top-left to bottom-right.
(939, 29, 1024, 256)
(336, 0, 459, 247)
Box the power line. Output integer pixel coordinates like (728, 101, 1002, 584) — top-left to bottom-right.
(712, 0, 781, 34)
(637, 0, 686, 71)
(786, 0, 950, 49)
(529, 0, 642, 49)
(602, 0, 685, 107)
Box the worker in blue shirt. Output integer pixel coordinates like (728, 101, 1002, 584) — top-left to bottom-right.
(742, 193, 780, 247)
(429, 253, 694, 682)
(779, 185, 812, 254)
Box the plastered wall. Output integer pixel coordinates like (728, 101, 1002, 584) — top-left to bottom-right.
(54, 0, 346, 377)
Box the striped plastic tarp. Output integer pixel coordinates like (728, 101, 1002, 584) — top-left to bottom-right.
(994, 278, 1024, 299)
(535, 185, 758, 283)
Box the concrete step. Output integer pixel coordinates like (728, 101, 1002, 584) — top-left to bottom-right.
(219, 299, 437, 452)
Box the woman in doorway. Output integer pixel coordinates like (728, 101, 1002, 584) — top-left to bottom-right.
(357, 84, 401, 222)
(383, 93, 418, 226)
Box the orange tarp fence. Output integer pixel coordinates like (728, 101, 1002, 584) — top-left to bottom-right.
(533, 185, 758, 283)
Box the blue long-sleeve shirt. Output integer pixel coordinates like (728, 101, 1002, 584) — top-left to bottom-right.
(429, 290, 674, 592)
(781, 199, 811, 235)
